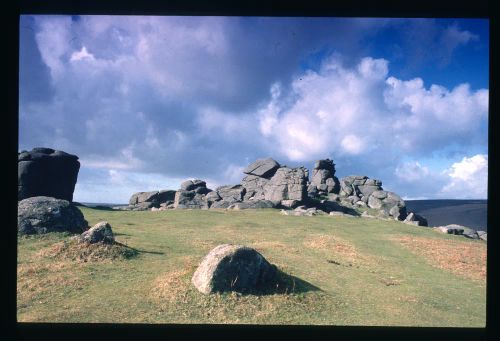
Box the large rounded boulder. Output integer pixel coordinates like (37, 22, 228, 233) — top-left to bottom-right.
(192, 244, 278, 294)
(18, 196, 88, 235)
(18, 148, 80, 201)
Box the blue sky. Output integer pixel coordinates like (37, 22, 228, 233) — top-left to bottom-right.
(19, 16, 489, 203)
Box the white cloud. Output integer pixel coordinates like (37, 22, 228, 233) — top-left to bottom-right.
(70, 46, 95, 61)
(395, 161, 430, 182)
(440, 154, 488, 198)
(341, 135, 365, 155)
(258, 55, 488, 162)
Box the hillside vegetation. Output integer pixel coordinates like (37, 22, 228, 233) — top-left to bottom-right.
(17, 207, 486, 326)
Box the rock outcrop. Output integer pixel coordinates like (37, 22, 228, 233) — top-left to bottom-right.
(403, 212, 428, 226)
(264, 166, 309, 205)
(191, 244, 278, 294)
(129, 156, 413, 219)
(308, 159, 340, 197)
(18, 196, 88, 235)
(174, 180, 211, 209)
(18, 148, 80, 201)
(366, 190, 407, 220)
(128, 190, 176, 210)
(79, 221, 114, 244)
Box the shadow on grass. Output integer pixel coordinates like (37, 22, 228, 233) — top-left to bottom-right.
(113, 232, 131, 236)
(89, 205, 116, 211)
(113, 241, 165, 256)
(221, 269, 321, 296)
(260, 269, 322, 295)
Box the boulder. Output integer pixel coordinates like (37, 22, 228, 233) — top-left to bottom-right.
(18, 196, 88, 235)
(243, 158, 280, 178)
(174, 190, 209, 209)
(403, 212, 428, 226)
(242, 175, 270, 201)
(435, 225, 465, 235)
(264, 167, 309, 203)
(282, 206, 326, 216)
(205, 191, 222, 203)
(128, 189, 176, 208)
(18, 148, 80, 201)
(227, 200, 276, 210)
(329, 211, 356, 218)
(79, 221, 114, 244)
(280, 199, 300, 208)
(174, 180, 211, 209)
(216, 185, 246, 204)
(181, 179, 207, 191)
(477, 231, 487, 241)
(367, 190, 407, 220)
(462, 227, 480, 239)
(191, 244, 278, 294)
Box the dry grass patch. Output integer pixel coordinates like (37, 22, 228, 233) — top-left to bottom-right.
(249, 240, 299, 254)
(17, 262, 83, 302)
(392, 236, 486, 282)
(150, 256, 198, 304)
(303, 234, 369, 266)
(36, 239, 139, 263)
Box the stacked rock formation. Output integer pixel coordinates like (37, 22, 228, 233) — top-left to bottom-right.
(307, 159, 340, 197)
(172, 158, 309, 210)
(18, 147, 80, 201)
(127, 156, 413, 222)
(127, 190, 176, 210)
(335, 175, 407, 220)
(174, 180, 212, 209)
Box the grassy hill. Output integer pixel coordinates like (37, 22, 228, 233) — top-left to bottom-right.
(17, 207, 486, 326)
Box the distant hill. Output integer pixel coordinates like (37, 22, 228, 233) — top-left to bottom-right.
(405, 200, 487, 231)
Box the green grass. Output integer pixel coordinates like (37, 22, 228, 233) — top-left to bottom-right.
(17, 207, 486, 326)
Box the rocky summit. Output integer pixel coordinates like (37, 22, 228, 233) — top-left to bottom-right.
(18, 147, 80, 201)
(125, 156, 417, 222)
(191, 244, 278, 294)
(18, 196, 88, 235)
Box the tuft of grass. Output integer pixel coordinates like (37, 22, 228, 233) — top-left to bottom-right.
(36, 239, 139, 263)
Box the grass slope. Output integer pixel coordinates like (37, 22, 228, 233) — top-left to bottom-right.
(17, 208, 486, 326)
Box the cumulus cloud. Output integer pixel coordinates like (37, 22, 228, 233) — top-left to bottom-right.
(440, 154, 488, 198)
(258, 56, 488, 163)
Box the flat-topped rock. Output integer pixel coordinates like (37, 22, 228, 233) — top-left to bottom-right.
(243, 158, 280, 178)
(18, 147, 80, 201)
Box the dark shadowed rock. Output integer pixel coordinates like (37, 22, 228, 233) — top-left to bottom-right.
(79, 221, 114, 244)
(216, 185, 246, 203)
(174, 180, 211, 209)
(227, 200, 276, 210)
(435, 224, 465, 235)
(192, 244, 278, 294)
(18, 148, 80, 201)
(18, 196, 88, 235)
(243, 158, 280, 178)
